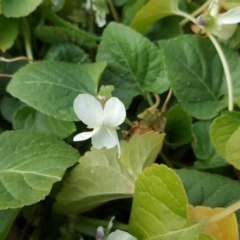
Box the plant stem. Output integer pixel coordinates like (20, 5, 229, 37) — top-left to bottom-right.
(0, 74, 13, 78)
(201, 200, 240, 225)
(107, 0, 120, 22)
(177, 11, 234, 111)
(146, 92, 154, 106)
(208, 34, 233, 111)
(160, 88, 172, 117)
(76, 216, 129, 231)
(22, 18, 34, 60)
(88, 0, 95, 33)
(177, 10, 196, 25)
(0, 56, 32, 62)
(124, 117, 133, 127)
(159, 152, 174, 168)
(147, 94, 160, 110)
(179, 0, 212, 26)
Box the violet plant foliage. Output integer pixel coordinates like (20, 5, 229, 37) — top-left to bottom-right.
(1, 0, 240, 239)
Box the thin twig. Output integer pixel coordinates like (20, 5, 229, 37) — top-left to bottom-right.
(106, 0, 120, 22)
(88, 0, 95, 32)
(160, 88, 173, 117)
(157, 88, 173, 132)
(0, 56, 32, 62)
(147, 94, 160, 110)
(0, 74, 13, 78)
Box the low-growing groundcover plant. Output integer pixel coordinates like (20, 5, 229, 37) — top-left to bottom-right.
(1, 0, 240, 239)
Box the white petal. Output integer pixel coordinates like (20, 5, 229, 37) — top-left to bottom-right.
(218, 7, 240, 24)
(103, 97, 126, 127)
(209, 1, 219, 16)
(212, 23, 237, 39)
(84, 0, 91, 10)
(107, 230, 137, 240)
(73, 94, 103, 127)
(73, 128, 100, 141)
(95, 15, 106, 27)
(91, 127, 118, 149)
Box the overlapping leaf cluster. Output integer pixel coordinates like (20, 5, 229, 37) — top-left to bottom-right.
(1, 0, 240, 239)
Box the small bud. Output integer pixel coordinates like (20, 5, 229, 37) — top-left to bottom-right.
(96, 226, 105, 239)
(196, 15, 205, 26)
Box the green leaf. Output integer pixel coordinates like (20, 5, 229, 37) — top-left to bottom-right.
(0, 209, 20, 240)
(98, 85, 114, 98)
(13, 106, 76, 139)
(0, 15, 18, 52)
(54, 147, 135, 214)
(44, 43, 91, 63)
(146, 16, 183, 42)
(97, 22, 169, 107)
(7, 61, 106, 121)
(34, 26, 97, 49)
(2, 0, 42, 17)
(198, 233, 214, 240)
(122, 0, 147, 25)
(164, 104, 192, 147)
(160, 35, 240, 119)
(130, 0, 179, 33)
(129, 164, 202, 240)
(176, 169, 240, 222)
(0, 96, 24, 122)
(121, 132, 165, 179)
(192, 120, 227, 169)
(54, 132, 163, 214)
(0, 130, 79, 209)
(210, 111, 240, 169)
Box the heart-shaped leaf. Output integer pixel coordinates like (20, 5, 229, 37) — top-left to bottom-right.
(2, 0, 42, 17)
(160, 35, 240, 119)
(7, 61, 106, 121)
(210, 111, 240, 169)
(0, 15, 18, 52)
(0, 130, 79, 209)
(164, 104, 192, 147)
(129, 164, 203, 239)
(13, 106, 76, 139)
(54, 132, 164, 214)
(192, 120, 227, 169)
(97, 22, 169, 107)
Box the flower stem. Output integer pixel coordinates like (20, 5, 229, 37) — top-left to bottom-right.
(177, 10, 196, 25)
(177, 11, 234, 111)
(201, 200, 240, 225)
(124, 117, 133, 127)
(22, 18, 34, 60)
(146, 92, 154, 106)
(179, 0, 212, 26)
(88, 0, 95, 33)
(208, 34, 233, 111)
(107, 0, 120, 22)
(159, 152, 174, 168)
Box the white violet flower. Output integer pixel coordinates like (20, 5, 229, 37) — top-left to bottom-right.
(73, 93, 126, 157)
(85, 0, 109, 27)
(196, 0, 240, 39)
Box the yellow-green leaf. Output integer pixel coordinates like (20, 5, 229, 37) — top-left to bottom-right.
(130, 0, 179, 33)
(188, 205, 238, 240)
